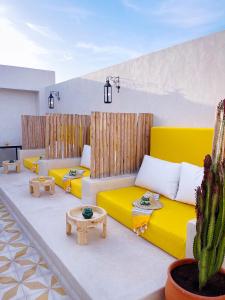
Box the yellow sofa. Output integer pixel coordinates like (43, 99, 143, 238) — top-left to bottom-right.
(97, 127, 214, 258)
(23, 156, 39, 173)
(49, 167, 90, 199)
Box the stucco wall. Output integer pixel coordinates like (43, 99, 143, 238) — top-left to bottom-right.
(0, 65, 55, 91)
(0, 65, 55, 147)
(42, 31, 225, 127)
(0, 89, 38, 146)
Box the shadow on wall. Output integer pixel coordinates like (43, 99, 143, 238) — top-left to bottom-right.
(45, 77, 216, 128)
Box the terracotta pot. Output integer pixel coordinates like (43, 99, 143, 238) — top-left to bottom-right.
(165, 258, 225, 300)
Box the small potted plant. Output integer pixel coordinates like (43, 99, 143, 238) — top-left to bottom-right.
(165, 100, 225, 299)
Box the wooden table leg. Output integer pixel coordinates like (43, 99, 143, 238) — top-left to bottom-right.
(49, 183, 55, 195)
(3, 165, 8, 174)
(102, 216, 107, 238)
(66, 221, 72, 235)
(16, 164, 21, 173)
(33, 183, 40, 197)
(29, 184, 33, 194)
(77, 223, 88, 245)
(45, 185, 50, 192)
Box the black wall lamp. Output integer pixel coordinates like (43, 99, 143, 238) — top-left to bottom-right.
(104, 76, 120, 104)
(48, 91, 60, 109)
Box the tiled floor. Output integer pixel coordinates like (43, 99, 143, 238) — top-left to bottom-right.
(0, 200, 70, 300)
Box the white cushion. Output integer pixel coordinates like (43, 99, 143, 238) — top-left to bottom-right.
(80, 145, 91, 169)
(135, 155, 181, 200)
(175, 162, 203, 205)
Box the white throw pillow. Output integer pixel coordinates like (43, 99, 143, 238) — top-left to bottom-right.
(135, 155, 181, 200)
(175, 162, 204, 205)
(80, 145, 91, 169)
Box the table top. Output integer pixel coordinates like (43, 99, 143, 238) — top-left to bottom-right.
(67, 205, 106, 222)
(3, 160, 20, 165)
(0, 145, 22, 149)
(29, 176, 55, 184)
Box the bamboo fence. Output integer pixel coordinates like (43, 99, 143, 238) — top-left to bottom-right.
(45, 114, 90, 159)
(91, 112, 153, 178)
(21, 115, 46, 149)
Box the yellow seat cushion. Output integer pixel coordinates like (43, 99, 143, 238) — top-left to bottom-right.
(97, 186, 195, 258)
(48, 166, 90, 199)
(23, 157, 39, 173)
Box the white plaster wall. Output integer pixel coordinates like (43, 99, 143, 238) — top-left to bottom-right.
(42, 31, 225, 127)
(0, 65, 55, 91)
(0, 65, 55, 147)
(0, 89, 37, 145)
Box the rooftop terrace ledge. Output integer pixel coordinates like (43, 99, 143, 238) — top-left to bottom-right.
(0, 170, 174, 300)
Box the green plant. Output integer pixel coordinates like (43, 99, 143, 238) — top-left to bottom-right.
(193, 99, 225, 290)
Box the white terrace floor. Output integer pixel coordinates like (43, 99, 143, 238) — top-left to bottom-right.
(0, 168, 174, 300)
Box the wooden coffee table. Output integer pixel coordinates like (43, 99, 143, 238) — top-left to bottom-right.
(66, 205, 107, 245)
(2, 160, 21, 174)
(29, 176, 55, 197)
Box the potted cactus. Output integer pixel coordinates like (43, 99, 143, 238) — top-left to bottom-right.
(165, 100, 225, 299)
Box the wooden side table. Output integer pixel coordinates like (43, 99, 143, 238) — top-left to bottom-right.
(2, 160, 21, 174)
(66, 205, 107, 245)
(29, 176, 55, 197)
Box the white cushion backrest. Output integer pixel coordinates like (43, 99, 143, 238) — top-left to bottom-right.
(135, 155, 181, 200)
(80, 145, 91, 169)
(175, 162, 204, 205)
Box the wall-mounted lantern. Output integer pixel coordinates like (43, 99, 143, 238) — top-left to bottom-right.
(48, 91, 60, 109)
(104, 76, 120, 104)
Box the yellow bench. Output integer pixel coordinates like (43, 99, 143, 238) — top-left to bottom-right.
(97, 127, 214, 258)
(98, 186, 195, 259)
(23, 157, 39, 173)
(49, 167, 90, 199)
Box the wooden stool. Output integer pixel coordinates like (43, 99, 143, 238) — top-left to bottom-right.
(29, 176, 55, 197)
(66, 205, 107, 245)
(2, 160, 21, 174)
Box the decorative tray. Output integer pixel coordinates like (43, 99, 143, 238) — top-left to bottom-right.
(63, 174, 83, 180)
(133, 198, 163, 210)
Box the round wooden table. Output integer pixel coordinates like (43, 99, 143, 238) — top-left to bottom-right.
(29, 176, 55, 197)
(2, 160, 21, 174)
(66, 205, 107, 245)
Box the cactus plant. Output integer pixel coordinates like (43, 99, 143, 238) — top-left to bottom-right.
(193, 99, 225, 290)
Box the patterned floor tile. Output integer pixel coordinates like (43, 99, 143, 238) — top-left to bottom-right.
(0, 200, 70, 300)
(0, 281, 25, 300)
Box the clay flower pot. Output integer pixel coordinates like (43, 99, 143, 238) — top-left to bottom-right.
(165, 258, 225, 300)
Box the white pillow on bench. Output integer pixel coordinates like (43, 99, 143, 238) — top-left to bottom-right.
(135, 155, 181, 200)
(80, 145, 91, 169)
(175, 162, 203, 205)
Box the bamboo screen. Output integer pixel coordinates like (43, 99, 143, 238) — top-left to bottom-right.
(45, 114, 90, 159)
(21, 115, 46, 149)
(90, 112, 153, 178)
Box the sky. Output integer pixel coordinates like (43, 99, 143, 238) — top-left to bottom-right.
(0, 0, 225, 83)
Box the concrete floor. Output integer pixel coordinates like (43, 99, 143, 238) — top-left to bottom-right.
(0, 168, 174, 300)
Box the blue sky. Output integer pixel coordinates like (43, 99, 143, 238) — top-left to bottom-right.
(0, 0, 225, 82)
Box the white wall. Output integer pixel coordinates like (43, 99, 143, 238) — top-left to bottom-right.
(42, 31, 225, 127)
(0, 65, 55, 147)
(0, 65, 55, 91)
(0, 89, 38, 146)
